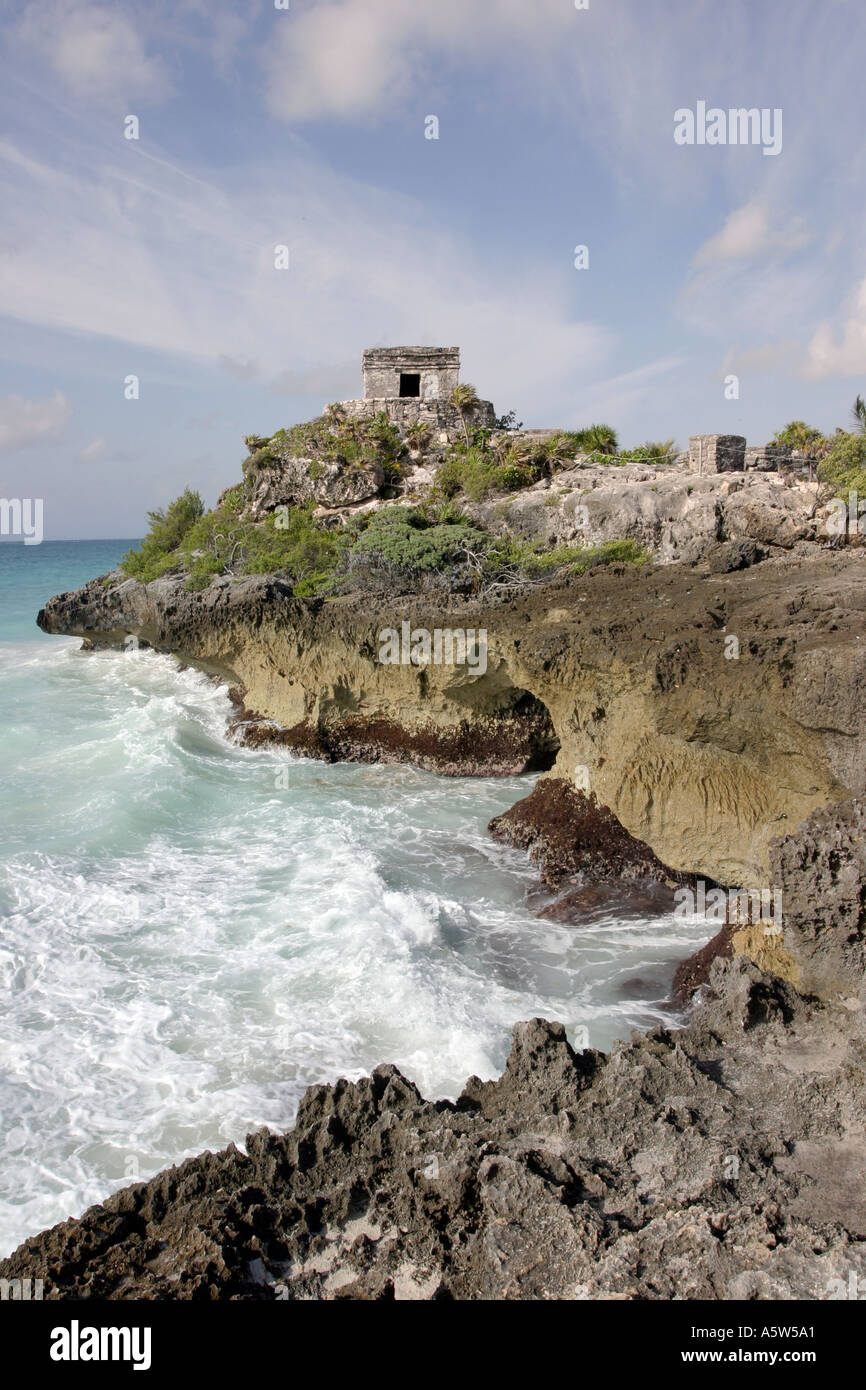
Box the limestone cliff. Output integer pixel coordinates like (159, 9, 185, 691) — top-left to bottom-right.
(38, 546, 866, 888)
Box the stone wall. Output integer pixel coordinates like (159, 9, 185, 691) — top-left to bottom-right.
(334, 396, 496, 436)
(688, 434, 747, 473)
(745, 443, 794, 471)
(362, 347, 460, 402)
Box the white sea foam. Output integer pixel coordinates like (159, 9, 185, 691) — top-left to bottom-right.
(0, 639, 710, 1257)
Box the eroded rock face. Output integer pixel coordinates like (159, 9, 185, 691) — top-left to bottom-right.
(769, 799, 866, 1000)
(36, 548, 866, 886)
(246, 455, 385, 515)
(236, 705, 557, 777)
(3, 957, 864, 1301)
(468, 465, 822, 565)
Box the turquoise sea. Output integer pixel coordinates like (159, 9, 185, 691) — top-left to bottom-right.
(0, 541, 708, 1256)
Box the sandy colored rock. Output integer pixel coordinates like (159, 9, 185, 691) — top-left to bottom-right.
(38, 548, 866, 888)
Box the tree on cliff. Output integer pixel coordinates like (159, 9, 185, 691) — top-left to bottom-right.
(773, 421, 829, 480)
(121, 489, 205, 582)
(451, 383, 481, 446)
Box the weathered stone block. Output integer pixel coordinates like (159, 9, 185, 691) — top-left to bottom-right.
(335, 396, 495, 435)
(744, 443, 793, 471)
(688, 434, 746, 473)
(362, 346, 460, 402)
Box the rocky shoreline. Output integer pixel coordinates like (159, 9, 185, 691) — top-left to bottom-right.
(23, 462, 866, 1299)
(37, 545, 866, 889)
(2, 799, 864, 1300)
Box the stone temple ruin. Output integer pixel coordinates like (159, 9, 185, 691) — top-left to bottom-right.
(329, 351, 796, 473)
(335, 346, 496, 437)
(687, 434, 801, 473)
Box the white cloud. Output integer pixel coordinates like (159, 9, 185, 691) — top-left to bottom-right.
(806, 272, 866, 378)
(78, 435, 106, 460)
(17, 2, 169, 103)
(0, 389, 72, 451)
(693, 202, 772, 266)
(260, 0, 576, 123)
(0, 131, 613, 416)
(692, 200, 809, 270)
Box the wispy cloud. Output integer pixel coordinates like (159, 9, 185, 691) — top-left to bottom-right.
(568, 355, 688, 428)
(16, 1, 171, 104)
(0, 389, 72, 451)
(260, 0, 577, 124)
(692, 200, 808, 268)
(0, 121, 613, 412)
(806, 272, 866, 379)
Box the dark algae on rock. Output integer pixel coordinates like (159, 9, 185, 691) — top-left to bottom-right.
(488, 777, 690, 890)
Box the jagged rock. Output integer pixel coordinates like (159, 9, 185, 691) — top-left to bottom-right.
(488, 779, 686, 890)
(246, 454, 385, 515)
(3, 951, 865, 1301)
(707, 538, 766, 573)
(468, 464, 820, 564)
(770, 799, 866, 1000)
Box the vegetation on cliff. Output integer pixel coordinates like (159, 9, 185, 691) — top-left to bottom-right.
(122, 485, 346, 593)
(120, 483, 646, 599)
(119, 413, 650, 597)
(120, 488, 206, 584)
(342, 504, 645, 596)
(244, 409, 406, 490)
(817, 429, 866, 500)
(434, 428, 677, 501)
(771, 398, 866, 496)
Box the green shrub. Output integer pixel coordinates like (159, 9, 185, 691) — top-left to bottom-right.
(614, 439, 678, 465)
(817, 431, 866, 499)
(180, 501, 345, 595)
(348, 508, 488, 581)
(121, 488, 205, 582)
(433, 427, 625, 502)
(773, 420, 824, 451)
(570, 424, 619, 457)
(435, 438, 549, 500)
(337, 506, 487, 594)
(241, 507, 345, 592)
(482, 535, 647, 588)
(266, 412, 405, 476)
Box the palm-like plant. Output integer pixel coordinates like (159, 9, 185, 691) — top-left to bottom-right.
(773, 420, 828, 480)
(575, 422, 617, 461)
(851, 394, 866, 435)
(774, 420, 821, 450)
(642, 438, 677, 465)
(451, 383, 481, 447)
(405, 421, 432, 454)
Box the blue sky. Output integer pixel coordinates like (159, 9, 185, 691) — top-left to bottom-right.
(0, 0, 865, 538)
